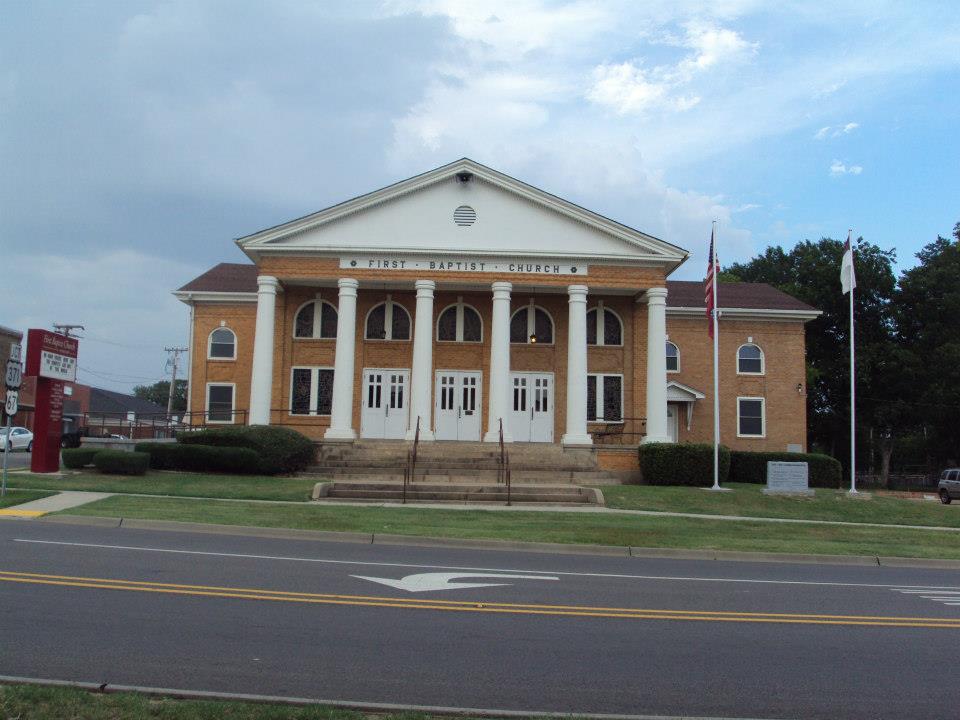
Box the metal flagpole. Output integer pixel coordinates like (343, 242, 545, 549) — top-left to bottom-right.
(849, 231, 857, 494)
(712, 221, 721, 490)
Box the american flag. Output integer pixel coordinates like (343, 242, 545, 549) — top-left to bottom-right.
(705, 226, 719, 337)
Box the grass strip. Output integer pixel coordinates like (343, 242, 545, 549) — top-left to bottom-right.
(60, 495, 960, 560)
(0, 490, 56, 510)
(600, 482, 960, 528)
(12, 472, 316, 502)
(0, 682, 443, 720)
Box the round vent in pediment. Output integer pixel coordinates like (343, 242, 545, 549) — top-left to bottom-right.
(454, 205, 477, 227)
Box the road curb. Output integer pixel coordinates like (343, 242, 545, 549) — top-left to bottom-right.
(0, 674, 774, 720)
(32, 513, 960, 568)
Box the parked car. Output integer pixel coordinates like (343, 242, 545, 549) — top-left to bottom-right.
(0, 426, 33, 452)
(938, 468, 960, 504)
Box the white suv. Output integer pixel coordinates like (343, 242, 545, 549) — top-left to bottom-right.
(938, 469, 960, 505)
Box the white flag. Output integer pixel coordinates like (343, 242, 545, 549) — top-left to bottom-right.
(841, 231, 856, 294)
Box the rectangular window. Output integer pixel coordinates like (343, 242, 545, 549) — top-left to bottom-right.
(290, 367, 335, 416)
(206, 384, 235, 423)
(737, 397, 765, 437)
(587, 374, 623, 422)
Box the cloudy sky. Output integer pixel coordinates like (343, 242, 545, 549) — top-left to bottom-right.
(3, 0, 958, 393)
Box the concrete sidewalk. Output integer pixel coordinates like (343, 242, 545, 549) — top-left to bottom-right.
(0, 491, 113, 517)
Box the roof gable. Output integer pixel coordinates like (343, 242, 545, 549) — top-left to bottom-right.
(238, 159, 688, 270)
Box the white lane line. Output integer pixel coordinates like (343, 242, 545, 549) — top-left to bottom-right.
(13, 538, 960, 592)
(891, 588, 960, 611)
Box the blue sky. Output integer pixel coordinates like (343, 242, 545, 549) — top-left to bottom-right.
(2, 1, 958, 392)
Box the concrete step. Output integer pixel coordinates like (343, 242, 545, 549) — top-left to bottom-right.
(324, 482, 595, 504)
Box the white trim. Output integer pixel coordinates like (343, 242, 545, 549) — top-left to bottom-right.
(666, 380, 705, 401)
(205, 382, 236, 424)
(293, 299, 338, 340)
(288, 366, 335, 417)
(586, 303, 624, 347)
(736, 396, 766, 438)
(364, 300, 412, 342)
(586, 373, 624, 424)
(510, 304, 555, 345)
(174, 291, 257, 305)
(207, 327, 237, 361)
(666, 341, 680, 373)
(435, 300, 483, 343)
(736, 343, 765, 375)
(666, 306, 821, 322)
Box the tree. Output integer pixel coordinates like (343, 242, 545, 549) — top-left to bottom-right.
(725, 237, 901, 481)
(133, 380, 188, 414)
(894, 223, 960, 466)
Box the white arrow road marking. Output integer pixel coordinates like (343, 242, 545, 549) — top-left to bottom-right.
(892, 588, 960, 610)
(351, 572, 559, 593)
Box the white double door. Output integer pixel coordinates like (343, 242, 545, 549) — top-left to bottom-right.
(434, 371, 482, 441)
(510, 372, 554, 443)
(360, 368, 409, 439)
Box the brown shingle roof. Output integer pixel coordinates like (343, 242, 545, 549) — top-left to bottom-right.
(177, 264, 815, 312)
(178, 263, 259, 293)
(666, 280, 815, 312)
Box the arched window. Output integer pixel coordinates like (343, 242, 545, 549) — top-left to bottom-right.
(737, 343, 764, 374)
(437, 301, 482, 342)
(510, 304, 554, 344)
(365, 299, 411, 341)
(586, 304, 623, 346)
(666, 341, 680, 372)
(208, 328, 236, 360)
(294, 300, 338, 339)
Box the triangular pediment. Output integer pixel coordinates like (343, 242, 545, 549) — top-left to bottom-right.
(238, 159, 688, 269)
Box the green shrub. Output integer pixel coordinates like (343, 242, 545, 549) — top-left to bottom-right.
(136, 442, 260, 474)
(638, 442, 731, 486)
(93, 450, 149, 476)
(730, 451, 842, 488)
(61, 447, 100, 469)
(176, 426, 314, 474)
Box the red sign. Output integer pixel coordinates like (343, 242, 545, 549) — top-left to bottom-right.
(26, 329, 79, 473)
(25, 329, 78, 382)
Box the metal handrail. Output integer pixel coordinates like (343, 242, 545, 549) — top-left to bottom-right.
(498, 418, 511, 506)
(403, 417, 421, 504)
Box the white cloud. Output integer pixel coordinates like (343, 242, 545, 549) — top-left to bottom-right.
(814, 126, 831, 140)
(842, 122, 859, 133)
(829, 159, 863, 176)
(585, 62, 700, 115)
(815, 122, 860, 139)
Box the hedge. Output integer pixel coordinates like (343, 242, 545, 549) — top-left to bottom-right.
(177, 426, 314, 474)
(93, 450, 149, 476)
(135, 442, 260, 474)
(61, 447, 100, 469)
(730, 451, 842, 488)
(638, 442, 731, 486)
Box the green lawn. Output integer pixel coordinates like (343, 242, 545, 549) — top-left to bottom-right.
(600, 482, 960, 528)
(11, 471, 316, 502)
(60, 495, 960, 560)
(0, 489, 56, 509)
(0, 683, 441, 720)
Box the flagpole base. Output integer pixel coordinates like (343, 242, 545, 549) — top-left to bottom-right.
(702, 486, 732, 492)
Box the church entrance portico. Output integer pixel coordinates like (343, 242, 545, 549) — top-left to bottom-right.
(434, 370, 482, 441)
(360, 368, 409, 439)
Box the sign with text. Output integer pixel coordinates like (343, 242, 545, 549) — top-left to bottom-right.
(25, 330, 78, 382)
(765, 461, 811, 494)
(339, 255, 588, 276)
(4, 390, 17, 416)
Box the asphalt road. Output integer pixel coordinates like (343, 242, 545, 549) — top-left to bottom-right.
(1, 519, 959, 719)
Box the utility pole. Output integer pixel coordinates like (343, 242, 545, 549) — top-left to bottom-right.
(53, 323, 85, 338)
(164, 346, 188, 418)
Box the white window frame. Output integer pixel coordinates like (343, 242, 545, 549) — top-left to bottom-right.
(737, 343, 765, 375)
(293, 299, 338, 340)
(666, 341, 680, 373)
(205, 383, 236, 424)
(289, 366, 335, 417)
(207, 327, 236, 361)
(510, 303, 555, 345)
(364, 297, 412, 342)
(586, 302, 624, 347)
(587, 373, 624, 424)
(436, 299, 483, 343)
(737, 396, 766, 438)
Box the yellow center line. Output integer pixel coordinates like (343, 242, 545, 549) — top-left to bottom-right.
(1, 570, 959, 628)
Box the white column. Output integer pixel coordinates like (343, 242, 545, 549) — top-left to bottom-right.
(643, 287, 670, 443)
(484, 281, 513, 443)
(562, 284, 592, 446)
(324, 278, 359, 441)
(248, 275, 280, 425)
(406, 279, 436, 441)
